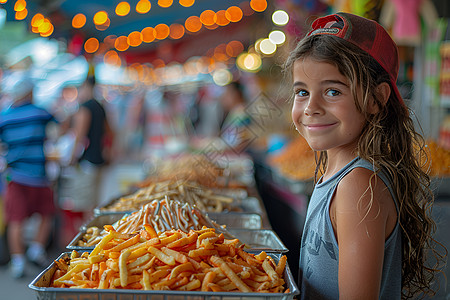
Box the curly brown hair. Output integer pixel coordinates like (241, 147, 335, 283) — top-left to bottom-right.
(284, 34, 447, 299)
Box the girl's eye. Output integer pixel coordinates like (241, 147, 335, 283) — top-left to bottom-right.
(295, 89, 308, 97)
(325, 89, 341, 97)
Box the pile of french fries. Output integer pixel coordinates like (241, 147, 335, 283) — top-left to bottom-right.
(138, 154, 225, 188)
(78, 198, 231, 247)
(101, 179, 235, 213)
(53, 225, 288, 293)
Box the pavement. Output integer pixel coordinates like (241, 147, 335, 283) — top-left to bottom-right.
(0, 162, 448, 299)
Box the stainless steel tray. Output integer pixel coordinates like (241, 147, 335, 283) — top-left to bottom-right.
(80, 212, 262, 232)
(67, 227, 280, 253)
(228, 229, 288, 253)
(208, 212, 262, 229)
(94, 196, 264, 216)
(29, 252, 299, 300)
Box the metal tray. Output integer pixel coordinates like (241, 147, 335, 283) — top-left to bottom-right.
(29, 252, 299, 300)
(67, 212, 262, 250)
(80, 212, 262, 232)
(227, 229, 288, 253)
(94, 196, 264, 216)
(67, 225, 277, 252)
(207, 212, 262, 229)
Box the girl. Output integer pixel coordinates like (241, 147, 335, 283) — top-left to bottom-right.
(285, 12, 445, 299)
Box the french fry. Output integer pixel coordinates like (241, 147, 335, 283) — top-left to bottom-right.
(210, 256, 252, 293)
(143, 224, 158, 239)
(169, 262, 194, 279)
(161, 247, 188, 264)
(128, 253, 151, 269)
(177, 278, 201, 291)
(201, 271, 216, 291)
(275, 255, 287, 276)
(106, 234, 140, 253)
(262, 259, 280, 282)
(119, 249, 131, 287)
(148, 246, 176, 265)
(208, 282, 223, 292)
(188, 248, 218, 258)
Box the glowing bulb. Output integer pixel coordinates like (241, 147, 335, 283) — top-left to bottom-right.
(116, 2, 130, 16)
(268, 30, 286, 45)
(93, 11, 108, 25)
(272, 10, 289, 26)
(259, 38, 276, 55)
(213, 69, 232, 86)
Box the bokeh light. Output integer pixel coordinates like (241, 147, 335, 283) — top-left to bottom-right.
(179, 0, 194, 7)
(200, 10, 216, 26)
(225, 6, 243, 22)
(72, 13, 86, 28)
(104, 50, 122, 67)
(136, 0, 151, 14)
(215, 10, 229, 26)
(169, 23, 185, 39)
(15, 8, 27, 20)
(154, 23, 170, 40)
(259, 38, 276, 55)
(272, 10, 289, 26)
(213, 69, 232, 86)
(250, 0, 267, 12)
(93, 11, 108, 25)
(116, 2, 131, 16)
(226, 40, 244, 57)
(141, 27, 156, 43)
(115, 36, 129, 51)
(158, 0, 173, 8)
(185, 16, 202, 33)
(14, 0, 26, 12)
(268, 30, 286, 45)
(84, 37, 100, 53)
(128, 31, 143, 47)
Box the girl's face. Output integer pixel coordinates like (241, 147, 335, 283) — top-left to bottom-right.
(291, 57, 366, 154)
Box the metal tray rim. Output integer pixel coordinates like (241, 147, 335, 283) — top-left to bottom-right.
(29, 252, 300, 298)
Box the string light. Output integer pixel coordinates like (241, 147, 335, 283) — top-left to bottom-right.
(169, 23, 185, 39)
(93, 11, 108, 25)
(84, 37, 100, 53)
(250, 0, 267, 12)
(185, 16, 201, 33)
(179, 0, 194, 7)
(116, 2, 130, 16)
(215, 10, 229, 26)
(200, 10, 216, 26)
(72, 13, 86, 28)
(158, 0, 173, 8)
(141, 27, 156, 43)
(128, 31, 143, 47)
(154, 23, 170, 40)
(225, 6, 243, 22)
(136, 0, 151, 14)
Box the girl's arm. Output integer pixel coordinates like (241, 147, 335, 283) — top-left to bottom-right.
(330, 167, 397, 300)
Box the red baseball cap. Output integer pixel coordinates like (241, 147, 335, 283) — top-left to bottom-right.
(307, 12, 404, 106)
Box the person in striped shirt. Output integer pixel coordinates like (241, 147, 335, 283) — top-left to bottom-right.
(0, 71, 57, 278)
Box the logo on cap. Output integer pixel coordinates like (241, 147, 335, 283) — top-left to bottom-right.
(310, 28, 340, 35)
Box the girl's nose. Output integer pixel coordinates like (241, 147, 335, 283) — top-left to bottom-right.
(304, 94, 322, 116)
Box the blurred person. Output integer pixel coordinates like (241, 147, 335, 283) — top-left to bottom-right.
(219, 81, 251, 152)
(58, 75, 114, 246)
(0, 71, 57, 278)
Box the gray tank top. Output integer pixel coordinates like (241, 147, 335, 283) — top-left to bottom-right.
(299, 157, 402, 299)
